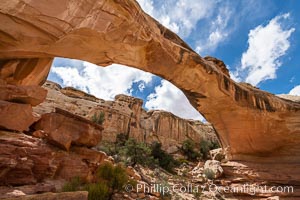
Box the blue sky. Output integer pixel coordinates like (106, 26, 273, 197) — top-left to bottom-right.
(48, 0, 300, 121)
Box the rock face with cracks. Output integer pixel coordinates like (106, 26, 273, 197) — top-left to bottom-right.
(0, 0, 300, 182)
(0, 131, 107, 186)
(34, 81, 217, 152)
(33, 107, 103, 151)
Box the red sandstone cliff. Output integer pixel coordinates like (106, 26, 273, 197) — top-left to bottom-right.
(34, 81, 217, 152)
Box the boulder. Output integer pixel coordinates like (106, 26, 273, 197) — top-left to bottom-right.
(203, 160, 223, 179)
(0, 183, 56, 197)
(0, 131, 107, 186)
(33, 108, 103, 151)
(126, 166, 142, 181)
(0, 58, 53, 86)
(209, 148, 225, 162)
(0, 84, 47, 106)
(0, 101, 39, 131)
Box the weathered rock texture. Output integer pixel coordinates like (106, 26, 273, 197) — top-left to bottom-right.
(33, 107, 103, 151)
(0, 0, 300, 177)
(34, 81, 216, 151)
(0, 131, 107, 186)
(0, 80, 46, 131)
(1, 191, 88, 200)
(0, 100, 39, 131)
(0, 84, 47, 106)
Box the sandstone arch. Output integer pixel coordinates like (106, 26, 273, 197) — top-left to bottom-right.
(0, 0, 300, 165)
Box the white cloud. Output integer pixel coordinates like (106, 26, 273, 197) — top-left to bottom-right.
(138, 82, 146, 92)
(137, 0, 215, 38)
(236, 13, 295, 86)
(51, 61, 153, 100)
(51, 59, 204, 120)
(289, 85, 300, 96)
(145, 80, 204, 121)
(195, 6, 232, 54)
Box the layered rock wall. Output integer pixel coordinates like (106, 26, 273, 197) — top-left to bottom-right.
(35, 81, 217, 151)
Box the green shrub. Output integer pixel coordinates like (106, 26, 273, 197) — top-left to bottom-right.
(62, 163, 129, 200)
(85, 183, 109, 200)
(96, 162, 129, 199)
(91, 112, 105, 125)
(181, 139, 201, 161)
(151, 142, 179, 172)
(62, 176, 82, 192)
(199, 139, 220, 160)
(96, 142, 116, 156)
(199, 140, 210, 160)
(203, 168, 215, 180)
(115, 133, 128, 147)
(193, 190, 202, 200)
(177, 158, 189, 165)
(123, 138, 155, 167)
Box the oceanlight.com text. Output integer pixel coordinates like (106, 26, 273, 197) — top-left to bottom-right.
(124, 182, 294, 196)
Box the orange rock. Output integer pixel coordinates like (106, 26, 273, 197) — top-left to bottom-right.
(1, 191, 88, 200)
(35, 82, 217, 151)
(204, 56, 230, 77)
(33, 108, 103, 151)
(126, 166, 142, 181)
(0, 0, 299, 172)
(0, 84, 47, 106)
(0, 131, 107, 186)
(0, 101, 39, 131)
(0, 58, 53, 86)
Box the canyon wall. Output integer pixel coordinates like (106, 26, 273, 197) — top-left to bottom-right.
(34, 81, 217, 152)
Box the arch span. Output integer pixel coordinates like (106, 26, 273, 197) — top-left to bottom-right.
(0, 0, 300, 163)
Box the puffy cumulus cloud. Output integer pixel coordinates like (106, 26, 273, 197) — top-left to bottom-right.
(137, 0, 215, 38)
(145, 80, 204, 121)
(51, 61, 153, 100)
(237, 13, 295, 86)
(289, 85, 300, 96)
(195, 6, 232, 54)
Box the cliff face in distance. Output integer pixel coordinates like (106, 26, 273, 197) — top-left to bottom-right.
(34, 81, 217, 152)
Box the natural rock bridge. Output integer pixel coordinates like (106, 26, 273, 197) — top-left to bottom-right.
(1, 0, 300, 169)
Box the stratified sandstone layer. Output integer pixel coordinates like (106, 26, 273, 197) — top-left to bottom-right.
(0, 0, 299, 167)
(34, 81, 216, 152)
(33, 107, 103, 151)
(0, 131, 107, 186)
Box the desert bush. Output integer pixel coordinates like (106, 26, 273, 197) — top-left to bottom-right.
(96, 162, 129, 199)
(181, 139, 201, 161)
(151, 142, 179, 172)
(62, 176, 82, 192)
(91, 111, 105, 125)
(96, 141, 116, 156)
(199, 139, 220, 160)
(203, 168, 215, 180)
(84, 183, 109, 200)
(62, 163, 129, 200)
(115, 133, 128, 147)
(123, 138, 155, 167)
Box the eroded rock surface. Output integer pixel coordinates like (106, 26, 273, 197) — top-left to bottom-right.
(33, 108, 103, 151)
(0, 84, 47, 106)
(0, 101, 39, 131)
(0, 0, 300, 182)
(34, 81, 217, 151)
(1, 191, 88, 200)
(0, 131, 107, 186)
